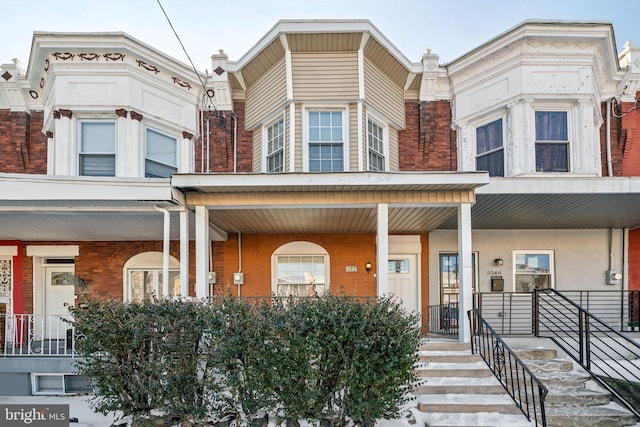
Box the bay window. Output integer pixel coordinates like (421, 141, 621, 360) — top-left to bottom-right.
(476, 118, 504, 177)
(308, 111, 344, 172)
(266, 118, 285, 173)
(535, 111, 569, 172)
(79, 121, 116, 176)
(145, 128, 177, 178)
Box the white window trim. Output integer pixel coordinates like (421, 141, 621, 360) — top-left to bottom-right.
(143, 125, 179, 178)
(472, 112, 506, 170)
(122, 251, 180, 303)
(301, 105, 349, 172)
(365, 113, 389, 172)
(512, 250, 555, 292)
(262, 114, 286, 173)
(271, 241, 331, 295)
(76, 118, 117, 177)
(531, 102, 575, 174)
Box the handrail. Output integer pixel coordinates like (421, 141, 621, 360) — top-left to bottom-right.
(469, 309, 548, 426)
(535, 289, 640, 419)
(428, 302, 459, 336)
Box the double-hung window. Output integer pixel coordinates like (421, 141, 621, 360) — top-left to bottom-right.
(476, 118, 504, 177)
(145, 128, 177, 178)
(308, 111, 344, 172)
(514, 251, 553, 292)
(79, 121, 116, 176)
(129, 269, 180, 303)
(266, 118, 285, 173)
(367, 118, 385, 171)
(535, 111, 569, 172)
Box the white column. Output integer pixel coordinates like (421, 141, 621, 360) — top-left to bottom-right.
(180, 209, 190, 297)
(457, 202, 473, 343)
(153, 206, 170, 298)
(195, 205, 210, 299)
(180, 132, 194, 173)
(53, 109, 73, 175)
(115, 109, 129, 177)
(376, 203, 389, 295)
(130, 112, 143, 177)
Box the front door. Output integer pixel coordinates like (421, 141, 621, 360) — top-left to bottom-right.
(388, 255, 419, 315)
(44, 266, 75, 338)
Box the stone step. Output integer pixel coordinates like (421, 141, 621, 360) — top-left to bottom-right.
(524, 358, 575, 373)
(534, 368, 592, 388)
(414, 384, 506, 394)
(544, 403, 639, 427)
(418, 352, 480, 363)
(514, 348, 558, 360)
(416, 393, 523, 415)
(419, 341, 470, 352)
(415, 363, 493, 378)
(415, 412, 535, 427)
(545, 386, 612, 407)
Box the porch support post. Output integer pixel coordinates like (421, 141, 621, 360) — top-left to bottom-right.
(195, 206, 210, 299)
(376, 203, 389, 296)
(458, 202, 473, 343)
(179, 209, 189, 298)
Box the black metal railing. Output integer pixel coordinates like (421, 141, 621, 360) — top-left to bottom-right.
(535, 289, 640, 418)
(474, 292, 535, 335)
(428, 302, 458, 336)
(554, 290, 640, 332)
(469, 309, 548, 426)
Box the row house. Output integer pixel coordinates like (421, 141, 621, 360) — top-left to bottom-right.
(1, 19, 640, 393)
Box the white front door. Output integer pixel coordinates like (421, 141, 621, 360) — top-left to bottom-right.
(388, 254, 419, 315)
(44, 266, 75, 338)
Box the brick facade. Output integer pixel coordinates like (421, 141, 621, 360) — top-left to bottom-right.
(0, 110, 47, 174)
(398, 100, 456, 172)
(620, 98, 640, 176)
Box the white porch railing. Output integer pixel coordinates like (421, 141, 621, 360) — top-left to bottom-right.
(1, 314, 77, 357)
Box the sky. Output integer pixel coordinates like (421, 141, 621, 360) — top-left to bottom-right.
(1, 0, 639, 73)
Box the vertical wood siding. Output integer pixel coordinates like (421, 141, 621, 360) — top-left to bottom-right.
(245, 58, 287, 130)
(291, 52, 359, 100)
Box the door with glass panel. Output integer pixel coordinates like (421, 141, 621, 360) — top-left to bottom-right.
(388, 256, 419, 315)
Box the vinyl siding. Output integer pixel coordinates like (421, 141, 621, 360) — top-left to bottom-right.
(252, 127, 262, 172)
(292, 52, 358, 100)
(364, 57, 405, 128)
(349, 103, 358, 171)
(389, 126, 399, 171)
(245, 58, 287, 130)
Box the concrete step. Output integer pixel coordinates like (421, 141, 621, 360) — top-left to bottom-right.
(524, 358, 575, 373)
(544, 403, 639, 427)
(545, 386, 612, 407)
(416, 393, 523, 415)
(418, 341, 471, 352)
(418, 352, 480, 363)
(534, 368, 592, 388)
(514, 348, 558, 360)
(414, 362, 493, 378)
(415, 412, 535, 427)
(413, 374, 506, 394)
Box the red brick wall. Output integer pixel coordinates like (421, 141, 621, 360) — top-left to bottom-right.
(19, 241, 197, 308)
(0, 110, 48, 174)
(398, 100, 456, 171)
(629, 229, 640, 292)
(619, 98, 640, 176)
(194, 101, 252, 173)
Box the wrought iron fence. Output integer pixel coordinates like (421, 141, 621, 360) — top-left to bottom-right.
(1, 314, 77, 357)
(470, 309, 548, 426)
(428, 302, 459, 336)
(535, 289, 640, 419)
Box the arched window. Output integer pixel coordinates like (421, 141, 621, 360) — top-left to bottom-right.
(272, 242, 330, 296)
(123, 252, 180, 303)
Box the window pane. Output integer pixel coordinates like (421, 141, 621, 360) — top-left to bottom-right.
(147, 129, 177, 166)
(308, 111, 343, 172)
(368, 119, 385, 171)
(476, 119, 502, 154)
(515, 253, 552, 292)
(476, 150, 504, 177)
(536, 143, 568, 172)
(145, 160, 177, 178)
(266, 119, 284, 173)
(80, 155, 116, 176)
(81, 122, 115, 152)
(536, 111, 568, 141)
(276, 255, 327, 296)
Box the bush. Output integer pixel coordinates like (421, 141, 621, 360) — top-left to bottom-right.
(70, 294, 420, 427)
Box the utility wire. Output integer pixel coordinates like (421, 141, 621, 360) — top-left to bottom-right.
(155, 0, 210, 99)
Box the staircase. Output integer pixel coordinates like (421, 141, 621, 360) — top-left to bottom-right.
(411, 337, 639, 427)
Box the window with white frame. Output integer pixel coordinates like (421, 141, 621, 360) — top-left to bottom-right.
(79, 121, 116, 176)
(367, 118, 385, 171)
(476, 118, 504, 177)
(128, 269, 180, 303)
(145, 128, 177, 178)
(514, 251, 554, 292)
(266, 118, 285, 173)
(535, 111, 569, 172)
(308, 111, 344, 172)
(275, 255, 327, 297)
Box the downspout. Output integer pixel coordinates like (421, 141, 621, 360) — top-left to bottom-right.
(154, 205, 171, 299)
(206, 116, 211, 173)
(232, 112, 238, 173)
(606, 98, 613, 177)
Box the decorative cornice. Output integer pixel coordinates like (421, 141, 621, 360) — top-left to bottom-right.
(182, 131, 193, 140)
(136, 59, 160, 74)
(58, 109, 73, 119)
(39, 78, 45, 89)
(1, 71, 11, 81)
(78, 53, 100, 61)
(130, 111, 143, 121)
(29, 90, 39, 100)
(44, 59, 50, 72)
(45, 131, 54, 138)
(104, 53, 125, 61)
(52, 52, 75, 61)
(115, 108, 129, 118)
(172, 76, 192, 90)
(214, 66, 225, 76)
(53, 110, 60, 119)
